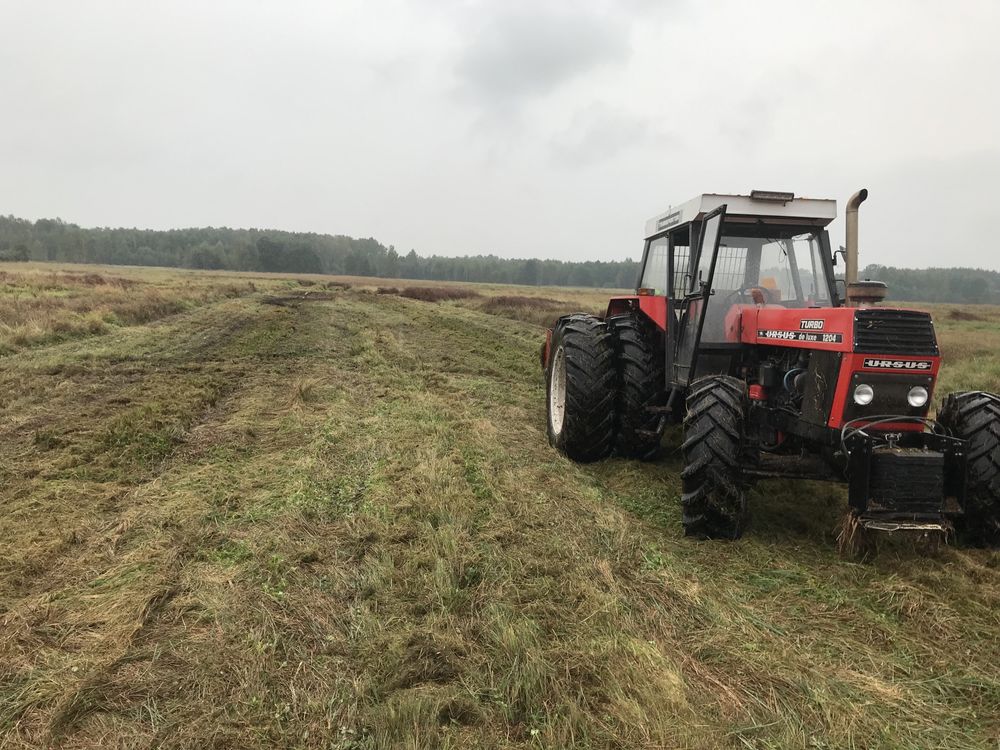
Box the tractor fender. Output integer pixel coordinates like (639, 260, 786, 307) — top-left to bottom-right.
(541, 327, 553, 370)
(606, 296, 668, 331)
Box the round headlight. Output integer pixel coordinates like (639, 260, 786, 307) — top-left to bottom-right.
(853, 383, 874, 406)
(907, 386, 929, 408)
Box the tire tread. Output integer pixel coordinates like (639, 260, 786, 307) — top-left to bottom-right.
(608, 313, 665, 459)
(547, 314, 617, 463)
(938, 391, 1000, 545)
(681, 375, 749, 539)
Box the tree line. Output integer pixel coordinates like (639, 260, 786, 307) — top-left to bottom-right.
(859, 264, 1000, 304)
(0, 215, 639, 288)
(2, 215, 998, 300)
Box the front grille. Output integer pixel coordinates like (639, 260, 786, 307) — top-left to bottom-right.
(868, 448, 944, 514)
(842, 372, 934, 422)
(854, 309, 938, 355)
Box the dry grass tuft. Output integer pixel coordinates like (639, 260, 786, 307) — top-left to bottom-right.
(261, 291, 338, 306)
(398, 286, 480, 302)
(290, 376, 324, 405)
(0, 267, 257, 353)
(477, 294, 571, 326)
(484, 294, 564, 309)
(835, 511, 877, 559)
(949, 308, 987, 321)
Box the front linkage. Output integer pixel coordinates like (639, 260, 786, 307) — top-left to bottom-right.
(841, 416, 966, 533)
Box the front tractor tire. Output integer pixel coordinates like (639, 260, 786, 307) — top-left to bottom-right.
(546, 315, 617, 463)
(938, 391, 1000, 545)
(681, 376, 751, 540)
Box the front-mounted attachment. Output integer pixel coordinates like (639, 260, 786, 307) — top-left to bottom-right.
(842, 417, 966, 533)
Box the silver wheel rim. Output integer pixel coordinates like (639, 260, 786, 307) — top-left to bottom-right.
(549, 345, 567, 436)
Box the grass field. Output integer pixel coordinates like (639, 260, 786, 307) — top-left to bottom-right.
(1, 263, 998, 749)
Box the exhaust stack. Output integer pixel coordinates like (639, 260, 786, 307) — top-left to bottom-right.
(845, 188, 867, 287)
(844, 188, 886, 306)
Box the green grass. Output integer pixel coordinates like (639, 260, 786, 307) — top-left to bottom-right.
(0, 266, 998, 748)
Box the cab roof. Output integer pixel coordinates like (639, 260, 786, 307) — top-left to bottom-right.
(644, 192, 837, 239)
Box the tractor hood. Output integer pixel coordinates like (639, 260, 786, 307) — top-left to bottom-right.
(735, 306, 940, 358)
(737, 307, 856, 351)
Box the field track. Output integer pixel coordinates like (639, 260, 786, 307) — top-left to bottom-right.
(1, 268, 999, 749)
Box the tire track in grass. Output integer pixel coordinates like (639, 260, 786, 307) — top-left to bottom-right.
(288, 297, 709, 748)
(0, 298, 265, 604)
(0, 295, 346, 745)
(40, 296, 384, 748)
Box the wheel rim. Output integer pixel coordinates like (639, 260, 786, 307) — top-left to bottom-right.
(549, 345, 567, 436)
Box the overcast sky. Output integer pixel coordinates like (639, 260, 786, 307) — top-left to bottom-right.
(2, 0, 998, 268)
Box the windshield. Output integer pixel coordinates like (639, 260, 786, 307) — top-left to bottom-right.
(698, 226, 833, 343)
(711, 228, 831, 306)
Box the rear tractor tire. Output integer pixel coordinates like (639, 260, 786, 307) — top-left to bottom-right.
(546, 314, 617, 463)
(937, 391, 1000, 546)
(681, 376, 751, 540)
(608, 313, 665, 460)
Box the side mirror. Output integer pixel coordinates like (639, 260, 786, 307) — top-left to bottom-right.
(833, 245, 847, 266)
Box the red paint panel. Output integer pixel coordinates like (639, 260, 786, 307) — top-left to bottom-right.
(606, 295, 668, 331)
(741, 307, 856, 352)
(638, 295, 668, 330)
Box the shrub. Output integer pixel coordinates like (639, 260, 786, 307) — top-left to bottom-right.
(399, 286, 479, 302)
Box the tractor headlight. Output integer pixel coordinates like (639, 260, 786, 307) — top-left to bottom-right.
(907, 386, 929, 408)
(853, 383, 875, 405)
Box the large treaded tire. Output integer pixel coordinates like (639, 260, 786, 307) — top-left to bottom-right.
(938, 391, 1000, 546)
(681, 376, 750, 540)
(608, 313, 665, 460)
(546, 314, 616, 463)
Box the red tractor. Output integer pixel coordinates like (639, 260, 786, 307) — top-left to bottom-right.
(542, 190, 1000, 544)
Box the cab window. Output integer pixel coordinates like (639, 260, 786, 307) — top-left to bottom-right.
(639, 236, 668, 295)
(717, 228, 832, 307)
(758, 239, 799, 303)
(669, 225, 692, 298)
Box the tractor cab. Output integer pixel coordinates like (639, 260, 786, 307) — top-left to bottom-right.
(611, 191, 839, 386)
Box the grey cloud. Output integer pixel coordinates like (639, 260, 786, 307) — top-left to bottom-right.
(856, 150, 1000, 269)
(550, 105, 673, 167)
(454, 4, 631, 112)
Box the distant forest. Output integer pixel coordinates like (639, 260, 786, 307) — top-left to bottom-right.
(857, 265, 1000, 304)
(1, 215, 999, 301)
(0, 216, 638, 288)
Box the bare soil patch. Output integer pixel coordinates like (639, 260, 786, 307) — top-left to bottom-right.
(482, 294, 564, 310)
(949, 309, 987, 321)
(262, 291, 339, 306)
(399, 286, 480, 302)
